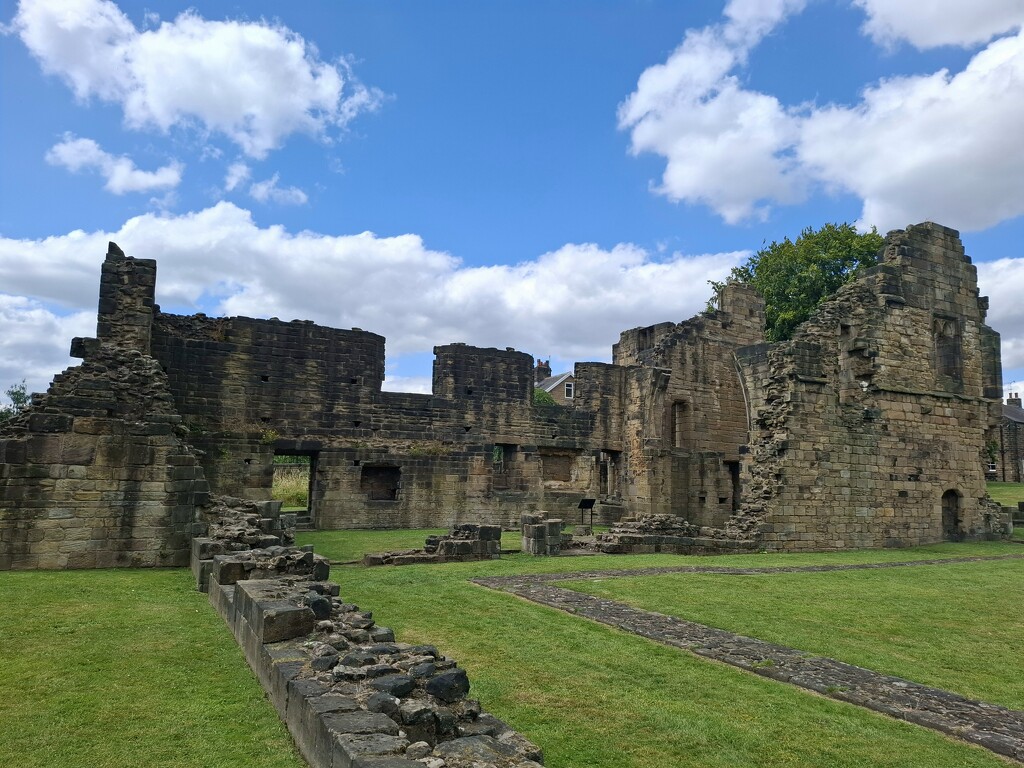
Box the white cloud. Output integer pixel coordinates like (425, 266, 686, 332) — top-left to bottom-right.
(0, 295, 93, 395)
(45, 134, 182, 193)
(249, 174, 308, 206)
(978, 258, 1024, 372)
(0, 203, 745, 392)
(13, 0, 383, 158)
(618, 2, 807, 224)
(224, 161, 250, 192)
(853, 0, 1024, 49)
(620, 1, 1024, 232)
(799, 30, 1024, 232)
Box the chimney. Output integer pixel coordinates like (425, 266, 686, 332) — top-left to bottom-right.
(1008, 392, 1022, 408)
(535, 359, 551, 385)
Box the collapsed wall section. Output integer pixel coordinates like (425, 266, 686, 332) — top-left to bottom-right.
(0, 246, 208, 570)
(734, 223, 1006, 549)
(612, 283, 766, 527)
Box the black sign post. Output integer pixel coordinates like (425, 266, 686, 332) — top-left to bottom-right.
(578, 497, 596, 527)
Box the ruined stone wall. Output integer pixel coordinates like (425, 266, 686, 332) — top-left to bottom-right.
(735, 223, 1004, 549)
(612, 284, 766, 527)
(151, 319, 627, 527)
(0, 247, 208, 570)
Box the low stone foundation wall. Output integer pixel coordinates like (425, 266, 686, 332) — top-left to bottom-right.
(597, 515, 758, 555)
(362, 524, 502, 566)
(195, 514, 540, 767)
(520, 515, 564, 556)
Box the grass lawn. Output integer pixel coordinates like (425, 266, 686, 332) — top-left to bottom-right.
(987, 481, 1024, 506)
(564, 557, 1024, 709)
(301, 538, 1019, 767)
(0, 569, 304, 768)
(297, 528, 448, 562)
(3, 538, 1021, 768)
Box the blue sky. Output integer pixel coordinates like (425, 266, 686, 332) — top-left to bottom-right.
(2, 0, 1023, 398)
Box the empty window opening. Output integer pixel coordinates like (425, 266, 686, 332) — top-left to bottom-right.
(492, 443, 517, 490)
(599, 450, 620, 497)
(725, 460, 741, 511)
(638, 327, 654, 351)
(934, 316, 962, 382)
(361, 465, 401, 501)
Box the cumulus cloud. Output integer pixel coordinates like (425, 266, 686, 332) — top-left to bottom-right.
(223, 161, 250, 192)
(12, 0, 383, 158)
(853, 0, 1024, 49)
(249, 174, 308, 205)
(0, 295, 93, 396)
(618, 1, 808, 224)
(45, 134, 182, 193)
(0, 203, 745, 392)
(978, 258, 1024, 371)
(620, 0, 1024, 231)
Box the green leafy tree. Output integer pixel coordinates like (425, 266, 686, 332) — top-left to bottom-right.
(0, 380, 29, 424)
(718, 223, 884, 342)
(533, 387, 556, 405)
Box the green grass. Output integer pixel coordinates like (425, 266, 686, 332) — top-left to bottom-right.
(564, 557, 1024, 709)
(298, 536, 1019, 767)
(296, 528, 449, 562)
(3, 539, 1021, 768)
(0, 569, 303, 768)
(987, 481, 1024, 507)
(272, 468, 309, 508)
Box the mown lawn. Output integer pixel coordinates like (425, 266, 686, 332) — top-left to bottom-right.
(2, 539, 1021, 768)
(0, 569, 304, 768)
(565, 557, 1024, 708)
(300, 538, 1020, 768)
(987, 481, 1024, 507)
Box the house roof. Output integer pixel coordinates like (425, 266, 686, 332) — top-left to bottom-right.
(1004, 403, 1024, 424)
(537, 372, 572, 393)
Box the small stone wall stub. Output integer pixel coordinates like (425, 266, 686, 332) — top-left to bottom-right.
(362, 524, 503, 566)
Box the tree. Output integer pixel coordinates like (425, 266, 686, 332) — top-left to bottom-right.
(717, 223, 884, 342)
(533, 387, 556, 405)
(0, 380, 29, 424)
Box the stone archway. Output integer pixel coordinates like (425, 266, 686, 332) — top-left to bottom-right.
(941, 490, 962, 541)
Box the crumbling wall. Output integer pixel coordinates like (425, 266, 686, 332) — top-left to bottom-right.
(196, 507, 543, 767)
(151, 318, 624, 528)
(0, 245, 208, 569)
(734, 223, 1005, 549)
(613, 283, 765, 527)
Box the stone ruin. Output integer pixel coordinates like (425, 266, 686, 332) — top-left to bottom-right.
(597, 514, 759, 555)
(520, 514, 565, 556)
(197, 503, 543, 767)
(0, 222, 1012, 571)
(362, 524, 503, 566)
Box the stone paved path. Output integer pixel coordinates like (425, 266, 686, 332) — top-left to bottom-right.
(475, 555, 1024, 763)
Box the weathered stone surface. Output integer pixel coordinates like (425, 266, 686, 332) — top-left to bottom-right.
(425, 669, 470, 704)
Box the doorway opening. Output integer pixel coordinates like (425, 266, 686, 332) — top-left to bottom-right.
(273, 451, 318, 527)
(941, 489, 962, 541)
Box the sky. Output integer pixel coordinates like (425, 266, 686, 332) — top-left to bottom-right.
(1, 0, 1023, 400)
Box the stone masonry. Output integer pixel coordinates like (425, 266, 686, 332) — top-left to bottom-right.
(0, 222, 1010, 568)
